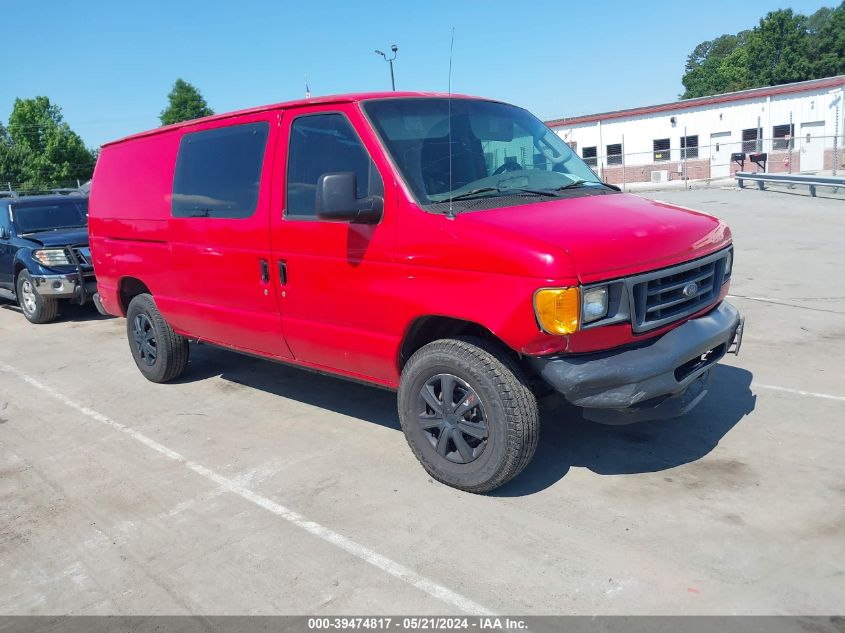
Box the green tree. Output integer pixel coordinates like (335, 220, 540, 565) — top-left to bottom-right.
(160, 79, 214, 125)
(5, 96, 95, 190)
(813, 2, 845, 77)
(681, 32, 752, 98)
(680, 3, 845, 99)
(0, 122, 21, 188)
(746, 9, 812, 87)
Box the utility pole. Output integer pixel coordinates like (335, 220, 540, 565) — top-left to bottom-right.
(375, 44, 398, 91)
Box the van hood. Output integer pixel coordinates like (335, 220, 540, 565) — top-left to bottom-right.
(19, 227, 89, 247)
(458, 193, 730, 282)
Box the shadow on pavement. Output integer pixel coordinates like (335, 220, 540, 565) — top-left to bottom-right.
(0, 298, 113, 323)
(181, 343, 756, 496)
(181, 342, 401, 430)
(494, 364, 756, 496)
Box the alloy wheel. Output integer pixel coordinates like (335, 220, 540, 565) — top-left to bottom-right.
(20, 280, 36, 315)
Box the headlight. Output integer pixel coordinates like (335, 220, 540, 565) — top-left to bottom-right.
(582, 285, 609, 323)
(534, 287, 580, 335)
(724, 249, 733, 277)
(33, 248, 71, 266)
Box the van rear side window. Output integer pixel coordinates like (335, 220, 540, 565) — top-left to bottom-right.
(172, 122, 270, 219)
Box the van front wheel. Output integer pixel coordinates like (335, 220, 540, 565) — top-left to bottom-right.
(126, 293, 189, 383)
(398, 337, 539, 493)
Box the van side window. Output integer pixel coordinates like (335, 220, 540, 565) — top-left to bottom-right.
(172, 121, 270, 219)
(286, 113, 383, 218)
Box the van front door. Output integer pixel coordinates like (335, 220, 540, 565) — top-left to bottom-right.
(165, 112, 293, 359)
(269, 105, 397, 385)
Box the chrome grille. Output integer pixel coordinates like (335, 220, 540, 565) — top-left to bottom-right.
(629, 248, 731, 332)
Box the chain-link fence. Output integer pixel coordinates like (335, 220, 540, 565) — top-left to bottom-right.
(573, 133, 844, 188)
(1, 178, 88, 196)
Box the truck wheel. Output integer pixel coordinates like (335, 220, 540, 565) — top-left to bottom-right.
(17, 271, 59, 324)
(126, 293, 189, 383)
(398, 336, 539, 493)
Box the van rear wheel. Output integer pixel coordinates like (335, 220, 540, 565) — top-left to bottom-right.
(397, 336, 539, 493)
(126, 293, 189, 383)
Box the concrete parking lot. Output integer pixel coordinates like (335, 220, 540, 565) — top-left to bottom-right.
(1, 187, 843, 616)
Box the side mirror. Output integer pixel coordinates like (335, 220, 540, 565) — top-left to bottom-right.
(315, 172, 383, 224)
(0, 226, 9, 240)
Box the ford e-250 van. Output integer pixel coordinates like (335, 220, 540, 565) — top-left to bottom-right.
(89, 92, 743, 493)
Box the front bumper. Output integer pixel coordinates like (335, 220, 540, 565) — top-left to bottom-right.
(528, 301, 743, 425)
(32, 273, 97, 303)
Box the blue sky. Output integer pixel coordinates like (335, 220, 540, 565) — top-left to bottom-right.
(0, 0, 834, 148)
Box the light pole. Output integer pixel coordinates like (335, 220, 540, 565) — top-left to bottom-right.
(375, 44, 398, 91)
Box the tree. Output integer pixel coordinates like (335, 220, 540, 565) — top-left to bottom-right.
(5, 96, 95, 190)
(680, 3, 845, 99)
(160, 79, 214, 126)
(0, 123, 21, 188)
(681, 32, 752, 98)
(746, 10, 812, 87)
(813, 2, 845, 77)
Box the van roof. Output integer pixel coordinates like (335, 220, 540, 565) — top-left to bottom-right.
(102, 91, 486, 147)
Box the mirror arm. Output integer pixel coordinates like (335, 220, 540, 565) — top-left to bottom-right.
(353, 195, 384, 223)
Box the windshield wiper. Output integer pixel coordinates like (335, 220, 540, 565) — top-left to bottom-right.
(444, 187, 558, 203)
(553, 180, 620, 192)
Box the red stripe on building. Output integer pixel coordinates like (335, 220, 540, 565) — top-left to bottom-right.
(546, 76, 845, 128)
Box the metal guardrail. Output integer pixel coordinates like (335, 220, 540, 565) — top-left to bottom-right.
(736, 172, 844, 197)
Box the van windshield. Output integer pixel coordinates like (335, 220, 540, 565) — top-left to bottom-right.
(362, 98, 608, 208)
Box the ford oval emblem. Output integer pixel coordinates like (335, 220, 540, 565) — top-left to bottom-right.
(682, 282, 699, 298)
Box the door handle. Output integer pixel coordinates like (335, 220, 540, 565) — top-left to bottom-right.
(260, 259, 269, 283)
(278, 261, 287, 285)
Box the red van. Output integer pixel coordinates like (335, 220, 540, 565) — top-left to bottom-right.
(89, 92, 743, 492)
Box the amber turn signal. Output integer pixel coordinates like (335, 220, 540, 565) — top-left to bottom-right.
(534, 287, 580, 335)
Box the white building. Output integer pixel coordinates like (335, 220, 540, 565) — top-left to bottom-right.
(546, 75, 845, 184)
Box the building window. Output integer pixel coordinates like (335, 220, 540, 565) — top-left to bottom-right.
(772, 124, 794, 150)
(172, 122, 270, 219)
(606, 143, 622, 166)
(582, 146, 597, 166)
(287, 113, 383, 218)
(680, 135, 699, 159)
(742, 128, 762, 154)
(653, 138, 670, 162)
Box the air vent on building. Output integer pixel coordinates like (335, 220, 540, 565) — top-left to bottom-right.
(651, 170, 669, 184)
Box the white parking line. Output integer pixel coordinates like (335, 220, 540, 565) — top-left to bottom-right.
(0, 360, 495, 616)
(753, 383, 845, 402)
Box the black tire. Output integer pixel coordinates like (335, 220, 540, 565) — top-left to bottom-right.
(16, 270, 59, 324)
(398, 336, 539, 493)
(126, 293, 189, 383)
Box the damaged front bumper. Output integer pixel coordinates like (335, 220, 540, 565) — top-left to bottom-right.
(528, 301, 744, 425)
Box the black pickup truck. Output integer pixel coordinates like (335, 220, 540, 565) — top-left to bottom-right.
(0, 192, 96, 323)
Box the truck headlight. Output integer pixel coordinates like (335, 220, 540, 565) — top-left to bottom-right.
(534, 287, 580, 335)
(33, 248, 71, 266)
(724, 249, 733, 277)
(582, 286, 609, 323)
